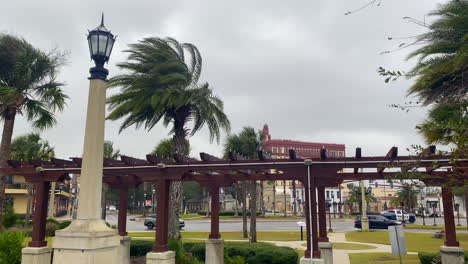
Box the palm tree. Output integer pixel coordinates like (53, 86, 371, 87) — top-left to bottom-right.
(107, 37, 230, 239)
(346, 184, 377, 214)
(223, 127, 263, 242)
(102, 140, 120, 219)
(390, 183, 420, 212)
(0, 34, 67, 228)
(10, 133, 55, 227)
(406, 0, 468, 105)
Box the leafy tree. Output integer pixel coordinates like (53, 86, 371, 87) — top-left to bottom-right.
(346, 184, 377, 214)
(223, 127, 263, 242)
(0, 34, 67, 228)
(104, 140, 121, 160)
(10, 133, 55, 227)
(107, 37, 230, 239)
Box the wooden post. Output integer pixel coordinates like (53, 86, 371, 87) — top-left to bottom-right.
(118, 186, 129, 236)
(153, 180, 170, 252)
(441, 187, 459, 247)
(209, 185, 221, 239)
(304, 179, 320, 258)
(317, 185, 328, 242)
(304, 180, 311, 258)
(29, 181, 50, 247)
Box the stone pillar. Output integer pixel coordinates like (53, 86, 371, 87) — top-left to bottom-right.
(360, 179, 369, 231)
(205, 239, 224, 264)
(317, 186, 328, 242)
(440, 246, 464, 264)
(146, 251, 176, 264)
(119, 236, 131, 264)
(318, 242, 333, 264)
(300, 257, 325, 264)
(52, 77, 120, 264)
(21, 247, 52, 264)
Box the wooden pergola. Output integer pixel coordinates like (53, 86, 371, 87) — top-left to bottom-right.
(2, 146, 466, 258)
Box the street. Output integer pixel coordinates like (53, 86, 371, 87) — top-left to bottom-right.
(105, 211, 464, 232)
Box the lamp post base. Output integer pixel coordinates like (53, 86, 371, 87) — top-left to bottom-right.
(52, 219, 120, 264)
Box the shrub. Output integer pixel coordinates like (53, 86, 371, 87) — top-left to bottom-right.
(185, 242, 298, 264)
(130, 240, 153, 257)
(0, 231, 26, 264)
(419, 252, 468, 264)
(168, 240, 203, 264)
(58, 220, 71, 229)
(3, 206, 18, 228)
(45, 222, 59, 237)
(197, 210, 261, 216)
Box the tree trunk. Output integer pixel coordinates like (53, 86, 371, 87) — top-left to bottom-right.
(273, 182, 276, 215)
(464, 185, 468, 228)
(242, 182, 248, 238)
(48, 182, 57, 218)
(283, 180, 287, 217)
(0, 108, 16, 229)
(101, 183, 108, 220)
(292, 180, 297, 216)
(24, 183, 34, 228)
(249, 181, 257, 242)
(168, 125, 187, 240)
(260, 181, 265, 217)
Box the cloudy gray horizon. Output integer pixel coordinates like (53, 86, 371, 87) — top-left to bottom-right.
(1, 0, 446, 160)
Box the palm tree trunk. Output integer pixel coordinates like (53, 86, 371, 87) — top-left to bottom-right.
(260, 181, 265, 217)
(48, 182, 57, 218)
(273, 183, 276, 215)
(249, 181, 257, 242)
(242, 182, 248, 238)
(283, 180, 287, 217)
(292, 180, 297, 216)
(0, 108, 16, 229)
(24, 183, 34, 228)
(168, 127, 186, 240)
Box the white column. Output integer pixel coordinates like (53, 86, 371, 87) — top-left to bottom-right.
(77, 78, 106, 220)
(52, 78, 120, 264)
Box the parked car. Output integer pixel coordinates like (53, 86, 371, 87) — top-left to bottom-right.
(380, 209, 416, 223)
(144, 215, 185, 230)
(108, 205, 117, 211)
(354, 215, 401, 229)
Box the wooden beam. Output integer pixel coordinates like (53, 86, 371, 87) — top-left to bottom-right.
(121, 155, 150, 166)
(377, 147, 398, 174)
(228, 152, 247, 161)
(173, 154, 198, 163)
(289, 149, 297, 160)
(354, 147, 362, 174)
(200, 152, 223, 161)
(258, 150, 272, 160)
(51, 158, 78, 167)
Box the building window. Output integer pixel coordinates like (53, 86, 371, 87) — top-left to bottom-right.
(326, 191, 330, 198)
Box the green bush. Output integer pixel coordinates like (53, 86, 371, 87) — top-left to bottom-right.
(419, 252, 468, 264)
(130, 240, 153, 257)
(0, 231, 26, 264)
(168, 240, 203, 264)
(45, 222, 59, 237)
(185, 242, 298, 264)
(58, 220, 71, 229)
(3, 206, 18, 228)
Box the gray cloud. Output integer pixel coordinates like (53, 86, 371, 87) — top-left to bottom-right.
(1, 0, 445, 160)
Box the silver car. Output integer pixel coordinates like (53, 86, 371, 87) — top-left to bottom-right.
(144, 215, 185, 230)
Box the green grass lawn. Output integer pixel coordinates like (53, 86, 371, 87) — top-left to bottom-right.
(300, 242, 377, 250)
(349, 253, 420, 264)
(405, 224, 467, 230)
(129, 231, 302, 241)
(180, 214, 204, 220)
(345, 231, 468, 252)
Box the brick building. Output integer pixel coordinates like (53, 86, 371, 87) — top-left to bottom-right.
(261, 124, 346, 215)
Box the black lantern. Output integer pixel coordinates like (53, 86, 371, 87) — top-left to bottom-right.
(87, 14, 116, 79)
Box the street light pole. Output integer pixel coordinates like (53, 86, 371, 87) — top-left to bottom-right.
(360, 178, 369, 231)
(52, 15, 120, 264)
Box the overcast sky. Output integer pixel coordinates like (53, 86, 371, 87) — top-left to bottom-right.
(1, 0, 446, 159)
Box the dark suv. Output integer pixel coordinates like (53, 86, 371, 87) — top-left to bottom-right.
(354, 215, 401, 229)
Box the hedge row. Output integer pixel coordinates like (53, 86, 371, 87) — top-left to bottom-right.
(130, 240, 298, 264)
(184, 242, 298, 264)
(418, 252, 468, 264)
(197, 210, 261, 216)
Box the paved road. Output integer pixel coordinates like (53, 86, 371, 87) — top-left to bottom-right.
(105, 212, 466, 232)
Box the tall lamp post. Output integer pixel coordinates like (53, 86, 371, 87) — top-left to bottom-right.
(52, 15, 121, 264)
(360, 178, 369, 231)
